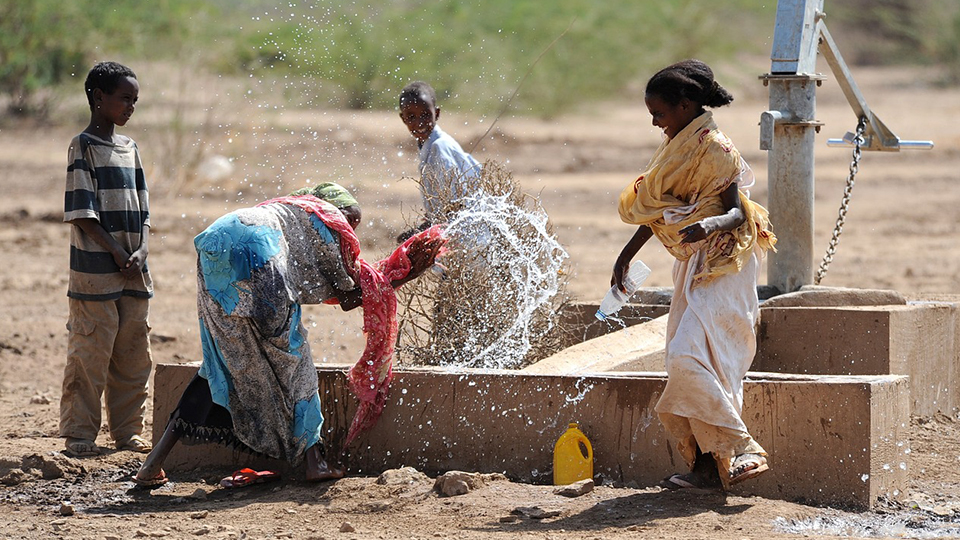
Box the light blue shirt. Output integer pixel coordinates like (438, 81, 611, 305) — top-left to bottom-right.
(418, 125, 482, 219)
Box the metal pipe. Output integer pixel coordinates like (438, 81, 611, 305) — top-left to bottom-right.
(765, 75, 820, 293)
(763, 0, 934, 292)
(827, 138, 934, 150)
(762, 0, 825, 293)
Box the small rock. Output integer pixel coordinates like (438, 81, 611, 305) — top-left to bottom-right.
(376, 467, 428, 485)
(554, 478, 594, 497)
(190, 510, 208, 519)
(188, 488, 207, 500)
(40, 454, 79, 480)
(499, 515, 520, 523)
(29, 395, 51, 405)
(135, 531, 149, 538)
(339, 521, 355, 533)
(433, 471, 488, 497)
(440, 478, 469, 497)
(511, 506, 562, 520)
(105, 535, 122, 540)
(59, 503, 75, 516)
(285, 508, 297, 514)
(931, 505, 953, 517)
(1, 468, 28, 486)
(51, 519, 67, 525)
(190, 525, 212, 536)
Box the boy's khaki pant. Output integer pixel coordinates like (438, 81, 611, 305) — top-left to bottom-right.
(59, 296, 153, 443)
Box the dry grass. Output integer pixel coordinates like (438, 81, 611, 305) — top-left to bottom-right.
(395, 161, 576, 369)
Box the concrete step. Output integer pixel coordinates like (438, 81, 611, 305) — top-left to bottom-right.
(153, 363, 908, 508)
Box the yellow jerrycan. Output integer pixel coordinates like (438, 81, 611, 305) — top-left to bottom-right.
(553, 422, 593, 485)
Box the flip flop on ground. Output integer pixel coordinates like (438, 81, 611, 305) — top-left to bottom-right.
(133, 469, 169, 488)
(729, 453, 769, 486)
(658, 472, 721, 491)
(64, 438, 101, 457)
(116, 434, 152, 453)
(220, 468, 281, 488)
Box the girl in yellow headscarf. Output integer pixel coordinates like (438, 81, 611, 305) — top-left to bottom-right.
(612, 60, 776, 491)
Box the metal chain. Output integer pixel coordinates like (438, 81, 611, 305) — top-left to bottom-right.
(814, 116, 867, 285)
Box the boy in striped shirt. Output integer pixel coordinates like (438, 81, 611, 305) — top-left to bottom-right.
(59, 61, 153, 457)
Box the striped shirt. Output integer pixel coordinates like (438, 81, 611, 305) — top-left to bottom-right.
(64, 132, 153, 301)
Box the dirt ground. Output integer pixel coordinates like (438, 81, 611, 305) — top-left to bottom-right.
(2, 57, 960, 539)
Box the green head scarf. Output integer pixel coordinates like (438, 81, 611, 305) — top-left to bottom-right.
(290, 182, 359, 210)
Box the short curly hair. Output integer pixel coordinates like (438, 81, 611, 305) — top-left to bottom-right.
(84, 61, 137, 109)
(399, 81, 437, 109)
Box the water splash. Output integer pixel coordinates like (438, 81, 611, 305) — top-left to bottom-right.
(400, 186, 569, 369)
(774, 512, 960, 539)
(564, 377, 594, 405)
(447, 191, 567, 369)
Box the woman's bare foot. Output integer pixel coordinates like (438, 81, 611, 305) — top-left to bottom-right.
(306, 461, 345, 482)
(136, 450, 165, 484)
(305, 444, 345, 482)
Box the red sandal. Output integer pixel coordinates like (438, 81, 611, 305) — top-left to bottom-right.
(220, 468, 280, 488)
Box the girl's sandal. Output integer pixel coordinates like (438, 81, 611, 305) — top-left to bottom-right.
(729, 453, 769, 486)
(659, 470, 722, 491)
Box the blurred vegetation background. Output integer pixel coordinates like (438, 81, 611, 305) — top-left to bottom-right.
(1, 0, 958, 120)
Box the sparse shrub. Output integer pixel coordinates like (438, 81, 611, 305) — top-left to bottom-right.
(0, 1, 87, 118)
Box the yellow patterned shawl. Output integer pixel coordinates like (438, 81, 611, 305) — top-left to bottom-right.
(618, 112, 776, 285)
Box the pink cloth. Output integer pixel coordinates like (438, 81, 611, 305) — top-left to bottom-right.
(258, 195, 443, 446)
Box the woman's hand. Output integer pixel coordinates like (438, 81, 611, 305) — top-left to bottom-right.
(679, 218, 715, 244)
(405, 235, 446, 280)
(612, 225, 653, 292)
(396, 220, 432, 244)
(339, 230, 447, 311)
(611, 256, 631, 293)
(680, 183, 746, 244)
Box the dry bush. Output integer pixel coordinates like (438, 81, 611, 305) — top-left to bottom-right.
(396, 161, 576, 369)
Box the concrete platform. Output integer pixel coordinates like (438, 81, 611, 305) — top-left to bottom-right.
(555, 302, 668, 348)
(755, 302, 960, 416)
(522, 315, 667, 374)
(152, 363, 908, 508)
(549, 299, 960, 417)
